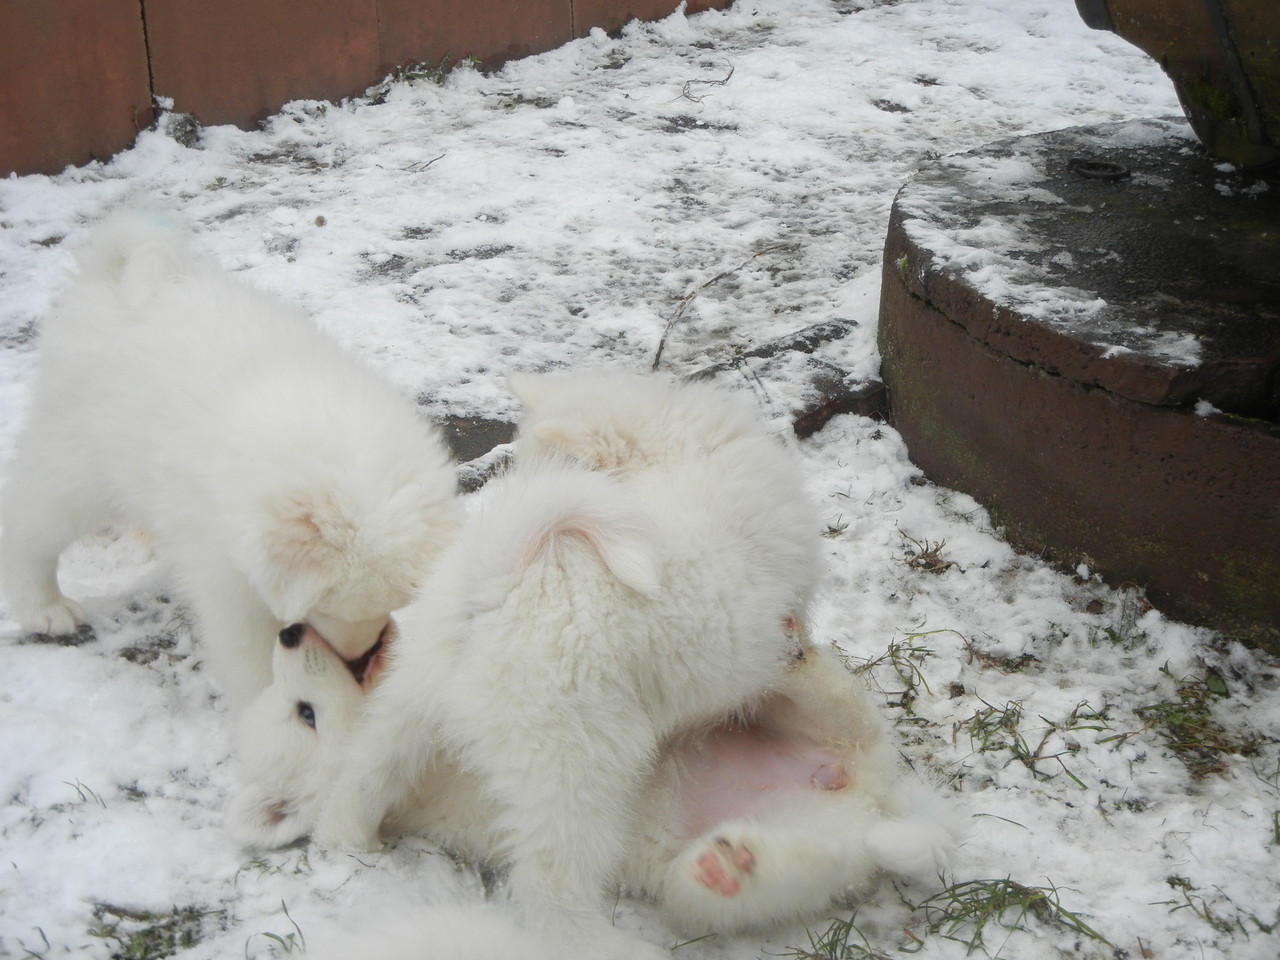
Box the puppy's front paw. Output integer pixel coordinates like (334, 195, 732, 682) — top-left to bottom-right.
(312, 807, 384, 853)
(312, 825, 384, 853)
(21, 598, 90, 639)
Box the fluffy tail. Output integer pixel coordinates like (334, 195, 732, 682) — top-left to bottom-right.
(74, 206, 196, 310)
(471, 465, 663, 605)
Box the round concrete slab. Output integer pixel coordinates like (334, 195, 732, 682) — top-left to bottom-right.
(878, 117, 1280, 648)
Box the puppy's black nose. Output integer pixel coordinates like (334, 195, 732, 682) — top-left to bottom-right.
(279, 623, 306, 648)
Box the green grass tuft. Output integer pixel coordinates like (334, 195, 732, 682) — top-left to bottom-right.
(90, 903, 226, 960)
(901, 534, 955, 574)
(956, 699, 1111, 788)
(849, 631, 948, 715)
(781, 876, 1112, 960)
(1135, 665, 1256, 779)
(916, 877, 1111, 954)
(244, 901, 306, 957)
(1159, 876, 1278, 939)
(780, 909, 897, 959)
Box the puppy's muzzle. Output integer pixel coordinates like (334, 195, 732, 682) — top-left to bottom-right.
(278, 621, 391, 690)
(306, 611, 390, 660)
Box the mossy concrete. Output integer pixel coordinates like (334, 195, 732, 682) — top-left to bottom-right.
(1076, 0, 1280, 170)
(878, 119, 1280, 650)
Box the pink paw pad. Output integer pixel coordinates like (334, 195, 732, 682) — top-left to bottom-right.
(691, 837, 756, 897)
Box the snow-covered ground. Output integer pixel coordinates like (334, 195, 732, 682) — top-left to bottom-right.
(1, 1, 1276, 958)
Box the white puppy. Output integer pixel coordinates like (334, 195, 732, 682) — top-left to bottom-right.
(232, 624, 957, 945)
(306, 372, 832, 958)
(0, 209, 459, 706)
(507, 368, 787, 473)
(301, 904, 556, 960)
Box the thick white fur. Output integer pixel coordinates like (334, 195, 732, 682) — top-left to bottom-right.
(232, 623, 958, 949)
(507, 368, 784, 473)
(0, 209, 459, 706)
(302, 905, 556, 960)
(299, 372, 847, 956)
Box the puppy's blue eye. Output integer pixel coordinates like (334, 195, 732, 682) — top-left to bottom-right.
(297, 701, 316, 729)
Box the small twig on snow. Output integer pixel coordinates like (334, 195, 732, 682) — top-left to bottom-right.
(676, 61, 735, 103)
(407, 153, 446, 172)
(650, 243, 791, 372)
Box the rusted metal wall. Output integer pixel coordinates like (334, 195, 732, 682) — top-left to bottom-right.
(144, 0, 385, 130)
(0, 0, 730, 177)
(0, 1, 153, 176)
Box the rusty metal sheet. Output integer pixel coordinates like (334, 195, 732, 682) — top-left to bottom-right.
(145, 0, 382, 128)
(0, 0, 152, 176)
(377, 0, 572, 74)
(571, 0, 731, 36)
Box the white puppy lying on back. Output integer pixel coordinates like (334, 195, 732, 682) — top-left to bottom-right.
(233, 617, 956, 952)
(303, 373, 840, 957)
(0, 209, 459, 706)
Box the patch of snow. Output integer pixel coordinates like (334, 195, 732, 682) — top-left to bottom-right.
(3, 2, 1275, 960)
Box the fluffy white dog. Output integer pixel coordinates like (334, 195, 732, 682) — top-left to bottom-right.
(232, 623, 956, 948)
(301, 904, 556, 960)
(0, 209, 459, 706)
(298, 372, 859, 957)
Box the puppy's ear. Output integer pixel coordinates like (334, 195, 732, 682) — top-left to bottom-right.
(580, 520, 661, 597)
(529, 498, 661, 597)
(250, 493, 355, 621)
(77, 207, 194, 309)
(531, 419, 602, 467)
(226, 784, 318, 850)
(508, 371, 550, 410)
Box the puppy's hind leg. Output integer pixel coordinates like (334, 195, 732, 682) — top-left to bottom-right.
(0, 439, 106, 636)
(660, 800, 885, 934)
(461, 688, 670, 960)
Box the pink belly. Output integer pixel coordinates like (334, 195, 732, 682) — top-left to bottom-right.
(678, 723, 847, 837)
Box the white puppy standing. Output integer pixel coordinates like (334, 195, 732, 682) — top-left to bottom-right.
(0, 209, 459, 706)
(310, 372, 830, 959)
